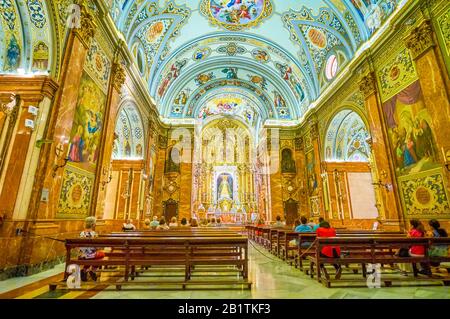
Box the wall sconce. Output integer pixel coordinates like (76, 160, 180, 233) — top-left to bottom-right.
(442, 147, 450, 172)
(372, 180, 393, 192)
(52, 143, 69, 177)
(101, 165, 113, 190)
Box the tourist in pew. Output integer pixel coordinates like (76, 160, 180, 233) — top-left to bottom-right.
(157, 218, 170, 230)
(427, 219, 449, 268)
(273, 215, 285, 228)
(216, 218, 223, 227)
(207, 218, 217, 227)
(191, 218, 199, 227)
(396, 219, 432, 276)
(79, 217, 105, 282)
(313, 217, 324, 232)
(143, 218, 151, 230)
(169, 217, 179, 227)
(150, 216, 160, 229)
(316, 221, 342, 279)
(180, 218, 189, 227)
(290, 216, 313, 247)
(307, 218, 316, 229)
(122, 219, 136, 231)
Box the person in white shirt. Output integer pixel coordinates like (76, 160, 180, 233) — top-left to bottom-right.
(122, 219, 136, 231)
(157, 218, 170, 230)
(169, 217, 178, 227)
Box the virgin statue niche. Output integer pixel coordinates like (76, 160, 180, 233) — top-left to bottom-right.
(218, 174, 233, 200)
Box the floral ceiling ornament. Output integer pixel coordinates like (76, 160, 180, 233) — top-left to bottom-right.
(200, 0, 273, 31)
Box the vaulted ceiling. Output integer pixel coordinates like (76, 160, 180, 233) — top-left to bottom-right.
(108, 0, 401, 126)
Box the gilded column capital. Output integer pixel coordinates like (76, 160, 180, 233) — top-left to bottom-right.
(295, 137, 304, 151)
(111, 62, 126, 92)
(73, 3, 96, 49)
(405, 20, 435, 60)
(309, 122, 319, 140)
(359, 72, 377, 98)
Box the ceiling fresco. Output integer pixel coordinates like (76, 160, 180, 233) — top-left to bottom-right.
(0, 0, 404, 126)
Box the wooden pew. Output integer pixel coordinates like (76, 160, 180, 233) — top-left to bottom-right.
(308, 237, 450, 288)
(50, 236, 252, 291)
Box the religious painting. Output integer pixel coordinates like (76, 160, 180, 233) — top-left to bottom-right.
(251, 49, 270, 63)
(198, 94, 256, 125)
(222, 67, 238, 79)
(247, 75, 267, 90)
(306, 151, 318, 197)
(382, 80, 440, 176)
(165, 140, 181, 173)
(57, 164, 94, 219)
(217, 173, 233, 200)
(158, 59, 187, 98)
(349, 0, 397, 35)
(146, 21, 165, 43)
(281, 149, 296, 174)
(84, 39, 111, 91)
(201, 0, 273, 31)
(32, 41, 49, 71)
(67, 71, 106, 171)
(6, 35, 20, 71)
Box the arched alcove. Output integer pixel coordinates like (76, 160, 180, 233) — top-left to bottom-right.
(112, 103, 145, 160)
(324, 109, 371, 162)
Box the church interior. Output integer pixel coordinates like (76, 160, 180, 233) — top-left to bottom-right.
(0, 0, 450, 300)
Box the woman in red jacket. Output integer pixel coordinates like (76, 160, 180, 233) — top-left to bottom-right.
(316, 221, 342, 279)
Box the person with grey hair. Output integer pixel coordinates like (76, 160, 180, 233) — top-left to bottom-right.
(79, 216, 105, 282)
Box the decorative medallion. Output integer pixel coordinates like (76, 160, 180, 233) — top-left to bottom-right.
(217, 42, 246, 56)
(193, 47, 212, 61)
(201, 0, 273, 31)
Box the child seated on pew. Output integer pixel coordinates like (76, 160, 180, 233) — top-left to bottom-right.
(79, 217, 105, 282)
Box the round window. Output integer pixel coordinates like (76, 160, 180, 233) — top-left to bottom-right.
(325, 54, 338, 80)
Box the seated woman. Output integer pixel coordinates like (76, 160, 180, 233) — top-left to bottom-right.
(316, 221, 342, 279)
(156, 218, 170, 230)
(190, 218, 199, 227)
(398, 219, 431, 276)
(273, 215, 285, 228)
(428, 219, 448, 268)
(122, 219, 136, 232)
(168, 217, 178, 227)
(79, 217, 105, 282)
(180, 218, 189, 227)
(143, 219, 151, 230)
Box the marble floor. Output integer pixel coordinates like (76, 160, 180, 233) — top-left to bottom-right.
(0, 244, 449, 299)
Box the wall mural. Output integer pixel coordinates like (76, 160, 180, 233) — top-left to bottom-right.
(113, 104, 145, 160)
(67, 71, 106, 170)
(382, 79, 449, 217)
(349, 0, 397, 35)
(198, 94, 256, 126)
(201, 0, 273, 31)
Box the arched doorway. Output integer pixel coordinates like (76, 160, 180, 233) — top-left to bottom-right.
(323, 110, 378, 224)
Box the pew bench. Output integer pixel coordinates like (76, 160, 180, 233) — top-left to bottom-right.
(49, 236, 251, 291)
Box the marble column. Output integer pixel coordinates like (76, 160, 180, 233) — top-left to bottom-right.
(359, 72, 402, 224)
(28, 4, 96, 220)
(92, 61, 126, 219)
(405, 20, 450, 180)
(0, 77, 58, 217)
(310, 122, 326, 218)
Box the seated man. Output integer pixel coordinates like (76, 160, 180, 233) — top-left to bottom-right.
(290, 216, 313, 247)
(122, 219, 136, 232)
(273, 215, 285, 228)
(312, 217, 324, 232)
